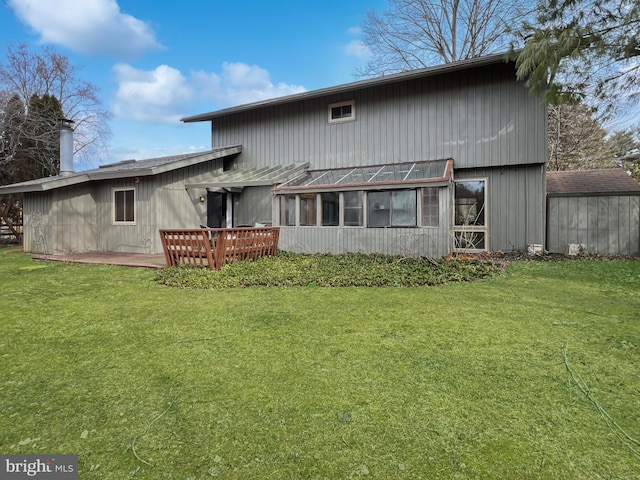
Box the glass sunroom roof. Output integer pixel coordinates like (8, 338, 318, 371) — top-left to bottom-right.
(275, 158, 452, 191)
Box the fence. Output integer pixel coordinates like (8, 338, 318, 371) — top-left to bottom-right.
(159, 227, 280, 270)
(0, 222, 22, 243)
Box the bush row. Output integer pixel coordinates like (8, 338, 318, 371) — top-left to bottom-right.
(155, 252, 505, 289)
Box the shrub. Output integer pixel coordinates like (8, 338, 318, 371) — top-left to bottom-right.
(155, 252, 504, 288)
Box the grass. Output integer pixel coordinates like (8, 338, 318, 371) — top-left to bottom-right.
(0, 249, 639, 479)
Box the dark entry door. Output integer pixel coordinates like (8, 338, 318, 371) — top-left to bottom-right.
(206, 192, 227, 228)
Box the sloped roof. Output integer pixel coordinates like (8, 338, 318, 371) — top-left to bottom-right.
(0, 145, 242, 194)
(185, 163, 309, 191)
(547, 169, 640, 196)
(182, 53, 512, 123)
(274, 158, 454, 193)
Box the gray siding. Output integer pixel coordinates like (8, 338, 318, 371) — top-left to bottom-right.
(547, 195, 640, 256)
(23, 187, 97, 255)
(212, 63, 546, 171)
(234, 186, 273, 226)
(23, 157, 228, 255)
(96, 158, 225, 253)
(455, 165, 546, 252)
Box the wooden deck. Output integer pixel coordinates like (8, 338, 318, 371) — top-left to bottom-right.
(159, 227, 280, 270)
(33, 251, 167, 269)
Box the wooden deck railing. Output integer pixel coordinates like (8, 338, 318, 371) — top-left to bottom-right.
(159, 227, 280, 270)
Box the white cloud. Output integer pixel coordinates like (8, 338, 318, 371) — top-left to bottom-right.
(112, 64, 194, 123)
(344, 40, 370, 59)
(112, 62, 306, 124)
(343, 26, 371, 59)
(8, 0, 161, 58)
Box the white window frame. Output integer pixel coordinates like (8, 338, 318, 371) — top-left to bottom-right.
(328, 100, 356, 124)
(452, 178, 488, 252)
(113, 187, 136, 225)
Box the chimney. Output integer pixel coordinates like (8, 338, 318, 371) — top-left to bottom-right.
(59, 119, 75, 176)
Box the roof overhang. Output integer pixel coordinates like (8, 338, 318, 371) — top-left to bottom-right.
(0, 146, 242, 194)
(182, 53, 513, 123)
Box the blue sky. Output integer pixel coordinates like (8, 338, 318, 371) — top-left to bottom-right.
(0, 0, 385, 166)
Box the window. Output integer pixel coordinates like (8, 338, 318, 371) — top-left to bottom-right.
(343, 191, 363, 226)
(367, 190, 417, 227)
(453, 180, 487, 251)
(421, 187, 439, 227)
(328, 100, 355, 123)
(280, 195, 296, 226)
(300, 193, 317, 226)
(321, 192, 339, 226)
(113, 188, 135, 224)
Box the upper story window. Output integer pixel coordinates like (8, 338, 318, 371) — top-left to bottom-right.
(328, 100, 355, 124)
(113, 187, 136, 224)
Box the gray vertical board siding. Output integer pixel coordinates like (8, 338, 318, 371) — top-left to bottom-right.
(23, 187, 97, 254)
(278, 226, 451, 257)
(455, 165, 546, 252)
(23, 193, 53, 254)
(96, 159, 224, 253)
(233, 186, 272, 226)
(546, 195, 640, 255)
(211, 63, 546, 171)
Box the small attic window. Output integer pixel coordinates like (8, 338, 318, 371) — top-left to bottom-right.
(328, 100, 355, 124)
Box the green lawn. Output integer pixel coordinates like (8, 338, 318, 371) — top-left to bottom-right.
(1, 249, 639, 479)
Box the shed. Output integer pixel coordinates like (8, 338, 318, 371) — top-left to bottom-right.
(546, 169, 640, 256)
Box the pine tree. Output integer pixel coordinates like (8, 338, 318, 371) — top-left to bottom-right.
(514, 0, 640, 117)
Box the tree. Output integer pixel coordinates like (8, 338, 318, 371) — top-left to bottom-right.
(608, 126, 640, 180)
(357, 0, 530, 76)
(547, 103, 614, 171)
(514, 0, 640, 117)
(0, 43, 111, 164)
(0, 44, 112, 242)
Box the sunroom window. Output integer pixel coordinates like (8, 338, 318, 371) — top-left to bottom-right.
(343, 191, 363, 226)
(367, 190, 417, 227)
(453, 179, 487, 251)
(321, 192, 339, 226)
(300, 193, 317, 226)
(422, 187, 439, 227)
(280, 195, 296, 226)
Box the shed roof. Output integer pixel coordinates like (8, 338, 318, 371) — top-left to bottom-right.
(182, 53, 512, 123)
(0, 145, 242, 194)
(547, 169, 640, 196)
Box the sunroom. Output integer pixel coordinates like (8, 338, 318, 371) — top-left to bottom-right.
(272, 158, 466, 257)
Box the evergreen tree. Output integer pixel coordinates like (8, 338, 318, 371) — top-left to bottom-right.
(514, 0, 639, 117)
(608, 127, 640, 180)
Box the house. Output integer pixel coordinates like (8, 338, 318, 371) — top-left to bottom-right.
(547, 169, 640, 256)
(0, 53, 548, 258)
